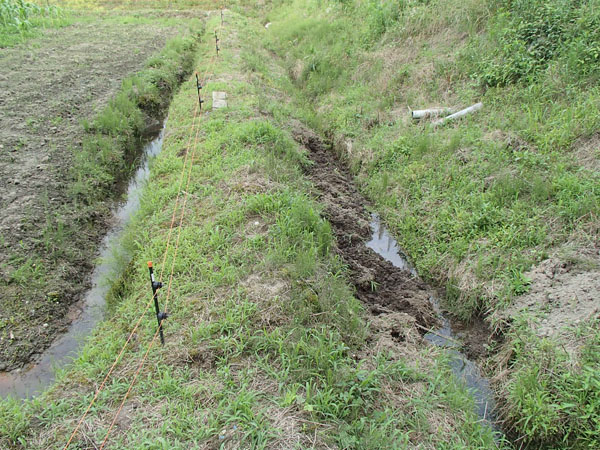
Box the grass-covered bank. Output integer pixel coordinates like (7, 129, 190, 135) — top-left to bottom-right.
(0, 11, 502, 449)
(0, 12, 201, 372)
(238, 0, 600, 447)
(72, 32, 200, 203)
(258, 0, 600, 320)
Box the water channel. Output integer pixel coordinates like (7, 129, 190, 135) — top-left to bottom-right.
(0, 126, 165, 399)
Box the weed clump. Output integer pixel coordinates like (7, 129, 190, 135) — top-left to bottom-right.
(70, 34, 199, 203)
(473, 0, 600, 87)
(502, 322, 600, 448)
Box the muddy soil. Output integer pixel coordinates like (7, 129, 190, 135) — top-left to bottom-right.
(291, 125, 501, 364)
(291, 126, 438, 330)
(0, 17, 188, 371)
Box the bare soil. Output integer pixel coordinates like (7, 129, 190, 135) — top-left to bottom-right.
(498, 244, 600, 353)
(291, 125, 439, 331)
(0, 17, 188, 371)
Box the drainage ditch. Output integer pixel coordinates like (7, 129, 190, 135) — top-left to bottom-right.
(293, 125, 500, 432)
(0, 126, 165, 399)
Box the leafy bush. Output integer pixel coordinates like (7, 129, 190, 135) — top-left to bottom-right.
(475, 0, 598, 86)
(561, 2, 600, 80)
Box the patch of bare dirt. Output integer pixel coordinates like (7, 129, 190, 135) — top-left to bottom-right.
(497, 244, 600, 351)
(0, 18, 187, 371)
(364, 311, 423, 357)
(484, 129, 533, 154)
(572, 132, 600, 172)
(241, 272, 291, 329)
(291, 124, 438, 330)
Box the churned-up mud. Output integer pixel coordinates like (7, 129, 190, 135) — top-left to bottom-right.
(292, 125, 438, 330)
(0, 18, 184, 371)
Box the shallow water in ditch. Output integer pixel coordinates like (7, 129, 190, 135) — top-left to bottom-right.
(367, 213, 498, 428)
(0, 126, 165, 399)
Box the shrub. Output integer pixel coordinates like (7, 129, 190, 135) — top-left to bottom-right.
(475, 0, 597, 86)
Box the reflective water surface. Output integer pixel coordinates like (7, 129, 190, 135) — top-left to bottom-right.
(368, 213, 497, 427)
(0, 127, 165, 399)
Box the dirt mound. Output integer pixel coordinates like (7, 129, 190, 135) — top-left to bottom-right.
(292, 126, 437, 330)
(498, 245, 600, 352)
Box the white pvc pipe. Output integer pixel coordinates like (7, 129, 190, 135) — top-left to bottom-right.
(433, 102, 483, 125)
(411, 107, 455, 120)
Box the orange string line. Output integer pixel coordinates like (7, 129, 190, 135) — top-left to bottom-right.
(158, 98, 201, 281)
(95, 10, 225, 448)
(98, 325, 163, 450)
(63, 65, 204, 450)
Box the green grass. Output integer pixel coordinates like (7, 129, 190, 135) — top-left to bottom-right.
(242, 0, 600, 446)
(261, 0, 599, 318)
(71, 34, 200, 204)
(53, 0, 222, 11)
(502, 320, 600, 449)
(0, 12, 501, 449)
(0, 0, 68, 47)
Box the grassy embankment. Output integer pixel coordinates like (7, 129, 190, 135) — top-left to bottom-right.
(0, 11, 502, 449)
(247, 0, 600, 447)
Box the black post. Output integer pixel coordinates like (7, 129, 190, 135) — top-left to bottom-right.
(215, 30, 219, 55)
(147, 261, 166, 345)
(195, 73, 204, 110)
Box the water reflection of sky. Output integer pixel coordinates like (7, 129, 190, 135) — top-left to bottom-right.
(367, 213, 498, 430)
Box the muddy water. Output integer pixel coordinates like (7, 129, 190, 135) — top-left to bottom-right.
(368, 214, 498, 427)
(0, 126, 165, 399)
